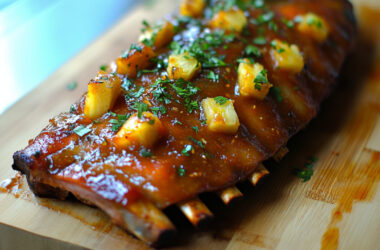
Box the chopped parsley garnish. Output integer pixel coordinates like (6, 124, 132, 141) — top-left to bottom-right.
(254, 69, 268, 90)
(207, 71, 219, 82)
(70, 104, 76, 113)
(133, 102, 149, 119)
(192, 126, 199, 133)
(177, 167, 186, 177)
(281, 18, 294, 28)
(169, 30, 229, 68)
(109, 113, 130, 132)
(214, 96, 229, 105)
(129, 87, 145, 98)
(140, 148, 153, 157)
(170, 79, 200, 113)
(255, 11, 275, 24)
(294, 156, 318, 182)
(237, 58, 255, 64)
(268, 20, 278, 32)
(100, 65, 107, 71)
(151, 78, 172, 104)
(245, 45, 261, 57)
(66, 82, 77, 91)
(122, 78, 134, 91)
(130, 43, 143, 53)
(253, 36, 267, 45)
(73, 125, 91, 137)
(189, 136, 205, 149)
(181, 144, 193, 156)
(270, 86, 283, 102)
(306, 15, 323, 28)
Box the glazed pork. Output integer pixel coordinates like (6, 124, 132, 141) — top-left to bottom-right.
(13, 0, 356, 246)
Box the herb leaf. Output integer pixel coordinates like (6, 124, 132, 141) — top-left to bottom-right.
(140, 148, 153, 157)
(214, 96, 229, 105)
(181, 144, 193, 156)
(270, 86, 283, 102)
(66, 82, 77, 91)
(73, 125, 91, 137)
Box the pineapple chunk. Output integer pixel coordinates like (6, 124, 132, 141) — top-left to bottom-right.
(116, 44, 155, 77)
(113, 112, 166, 149)
(238, 60, 272, 100)
(209, 9, 247, 33)
(180, 0, 205, 17)
(297, 13, 329, 42)
(84, 72, 122, 120)
(270, 39, 304, 73)
(202, 97, 240, 134)
(167, 52, 201, 81)
(139, 21, 175, 49)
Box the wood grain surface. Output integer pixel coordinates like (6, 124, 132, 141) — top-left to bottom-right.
(1, 0, 380, 249)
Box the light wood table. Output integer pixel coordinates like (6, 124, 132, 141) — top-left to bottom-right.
(1, 1, 380, 249)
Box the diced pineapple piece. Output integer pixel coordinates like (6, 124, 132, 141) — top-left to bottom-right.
(84, 72, 122, 120)
(113, 112, 166, 149)
(209, 9, 247, 33)
(167, 52, 201, 81)
(116, 44, 155, 77)
(202, 97, 240, 134)
(238, 60, 272, 100)
(270, 39, 304, 73)
(297, 13, 329, 42)
(139, 21, 175, 49)
(180, 0, 205, 17)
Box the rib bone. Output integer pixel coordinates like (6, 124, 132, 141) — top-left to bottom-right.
(178, 197, 213, 226)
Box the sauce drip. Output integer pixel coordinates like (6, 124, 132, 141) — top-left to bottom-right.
(321, 151, 380, 250)
(0, 172, 31, 199)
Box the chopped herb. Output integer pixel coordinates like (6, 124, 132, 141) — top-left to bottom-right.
(137, 68, 159, 77)
(281, 18, 294, 28)
(207, 71, 219, 82)
(140, 148, 153, 157)
(237, 58, 255, 64)
(130, 43, 143, 52)
(294, 156, 318, 182)
(270, 86, 283, 102)
(122, 78, 134, 91)
(253, 0, 264, 8)
(268, 21, 278, 32)
(109, 113, 129, 132)
(254, 69, 268, 90)
(214, 96, 229, 105)
(100, 65, 107, 71)
(245, 45, 261, 57)
(173, 120, 183, 125)
(170, 79, 200, 113)
(253, 36, 266, 45)
(192, 126, 199, 133)
(306, 15, 322, 28)
(134, 102, 149, 119)
(270, 40, 277, 48)
(66, 82, 77, 91)
(181, 144, 193, 156)
(255, 11, 274, 24)
(129, 87, 145, 98)
(189, 136, 205, 149)
(148, 119, 155, 125)
(177, 167, 186, 177)
(73, 125, 91, 137)
(70, 104, 76, 113)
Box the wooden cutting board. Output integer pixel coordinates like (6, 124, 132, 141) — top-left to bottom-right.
(1, 1, 380, 249)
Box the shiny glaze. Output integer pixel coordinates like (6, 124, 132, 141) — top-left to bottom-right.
(15, 0, 356, 209)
